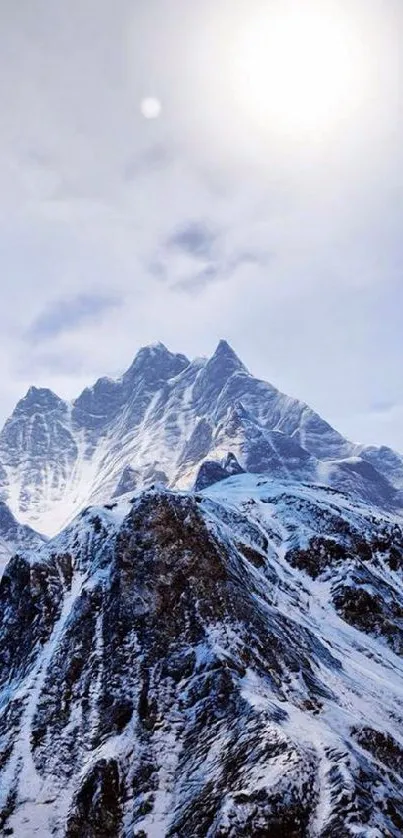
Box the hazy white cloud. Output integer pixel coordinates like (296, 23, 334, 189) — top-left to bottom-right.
(25, 293, 121, 342)
(0, 0, 402, 450)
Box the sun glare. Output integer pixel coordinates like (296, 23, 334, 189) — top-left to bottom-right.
(231, 2, 368, 140)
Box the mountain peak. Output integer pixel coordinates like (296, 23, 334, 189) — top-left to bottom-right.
(131, 341, 182, 362)
(191, 341, 248, 409)
(137, 341, 169, 356)
(211, 340, 248, 372)
(123, 343, 189, 383)
(15, 386, 66, 415)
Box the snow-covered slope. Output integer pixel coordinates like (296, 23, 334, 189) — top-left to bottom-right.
(0, 500, 45, 575)
(1, 340, 402, 536)
(1, 476, 403, 835)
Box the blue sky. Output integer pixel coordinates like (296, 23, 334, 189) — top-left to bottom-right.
(0, 0, 402, 450)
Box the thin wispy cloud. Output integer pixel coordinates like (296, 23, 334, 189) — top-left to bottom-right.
(172, 248, 271, 294)
(166, 221, 219, 259)
(26, 294, 120, 342)
(370, 399, 397, 415)
(173, 264, 219, 295)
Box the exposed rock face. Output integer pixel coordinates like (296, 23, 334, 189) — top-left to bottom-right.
(112, 466, 139, 498)
(66, 759, 123, 838)
(1, 340, 403, 536)
(0, 500, 45, 574)
(1, 476, 403, 836)
(194, 452, 244, 491)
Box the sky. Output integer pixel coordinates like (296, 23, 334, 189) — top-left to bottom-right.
(0, 0, 402, 450)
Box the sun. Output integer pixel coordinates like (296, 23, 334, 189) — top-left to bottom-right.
(230, 1, 368, 140)
(140, 97, 162, 119)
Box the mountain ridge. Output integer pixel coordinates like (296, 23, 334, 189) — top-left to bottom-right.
(1, 475, 403, 835)
(0, 340, 402, 537)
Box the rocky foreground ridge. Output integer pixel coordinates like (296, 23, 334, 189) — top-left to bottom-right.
(1, 474, 403, 836)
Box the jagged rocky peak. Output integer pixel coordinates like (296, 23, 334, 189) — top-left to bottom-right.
(212, 338, 247, 368)
(204, 339, 248, 381)
(72, 376, 128, 433)
(192, 340, 249, 408)
(73, 375, 122, 415)
(13, 385, 67, 416)
(73, 345, 190, 426)
(122, 341, 189, 385)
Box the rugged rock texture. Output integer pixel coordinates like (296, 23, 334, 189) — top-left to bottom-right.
(1, 340, 402, 536)
(194, 452, 244, 491)
(1, 476, 403, 836)
(0, 500, 45, 574)
(112, 466, 139, 498)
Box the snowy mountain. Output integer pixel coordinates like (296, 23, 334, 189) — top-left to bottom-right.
(0, 340, 402, 537)
(2, 342, 403, 834)
(1, 476, 403, 835)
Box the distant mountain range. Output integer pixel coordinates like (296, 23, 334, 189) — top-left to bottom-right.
(0, 340, 402, 538)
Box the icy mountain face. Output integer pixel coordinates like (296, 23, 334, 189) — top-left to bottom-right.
(0, 500, 45, 574)
(1, 477, 403, 835)
(0, 386, 78, 534)
(1, 340, 403, 536)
